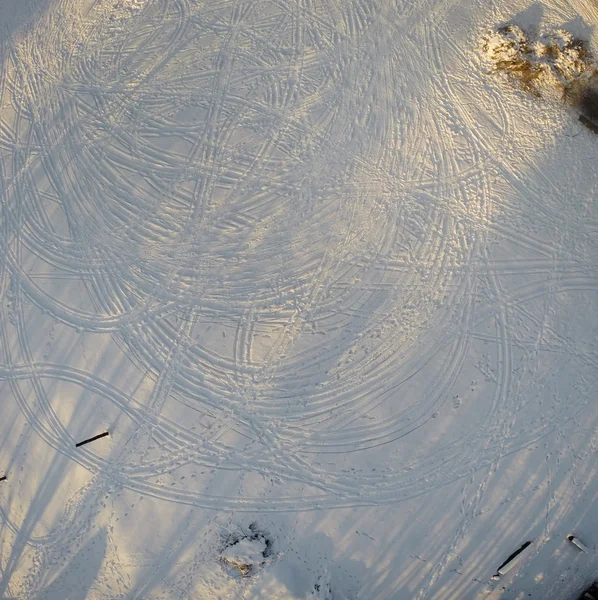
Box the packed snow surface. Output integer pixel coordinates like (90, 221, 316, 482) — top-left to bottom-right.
(2, 0, 598, 598)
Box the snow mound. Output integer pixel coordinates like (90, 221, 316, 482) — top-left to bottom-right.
(482, 24, 598, 101)
(219, 526, 273, 577)
(221, 537, 267, 567)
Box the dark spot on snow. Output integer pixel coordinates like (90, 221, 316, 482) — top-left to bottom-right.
(248, 522, 274, 558)
(580, 87, 598, 123)
(312, 578, 333, 600)
(579, 114, 598, 134)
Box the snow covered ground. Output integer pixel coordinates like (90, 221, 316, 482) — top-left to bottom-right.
(1, 0, 598, 598)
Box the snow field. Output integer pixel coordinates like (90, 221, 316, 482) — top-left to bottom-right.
(1, 0, 598, 598)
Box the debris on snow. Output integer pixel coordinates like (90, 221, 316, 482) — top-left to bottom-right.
(578, 581, 598, 600)
(219, 523, 274, 577)
(75, 431, 110, 448)
(492, 540, 533, 578)
(482, 24, 598, 102)
(220, 537, 267, 576)
(568, 535, 589, 553)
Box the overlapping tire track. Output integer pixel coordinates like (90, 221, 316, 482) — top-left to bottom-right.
(1, 0, 597, 525)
